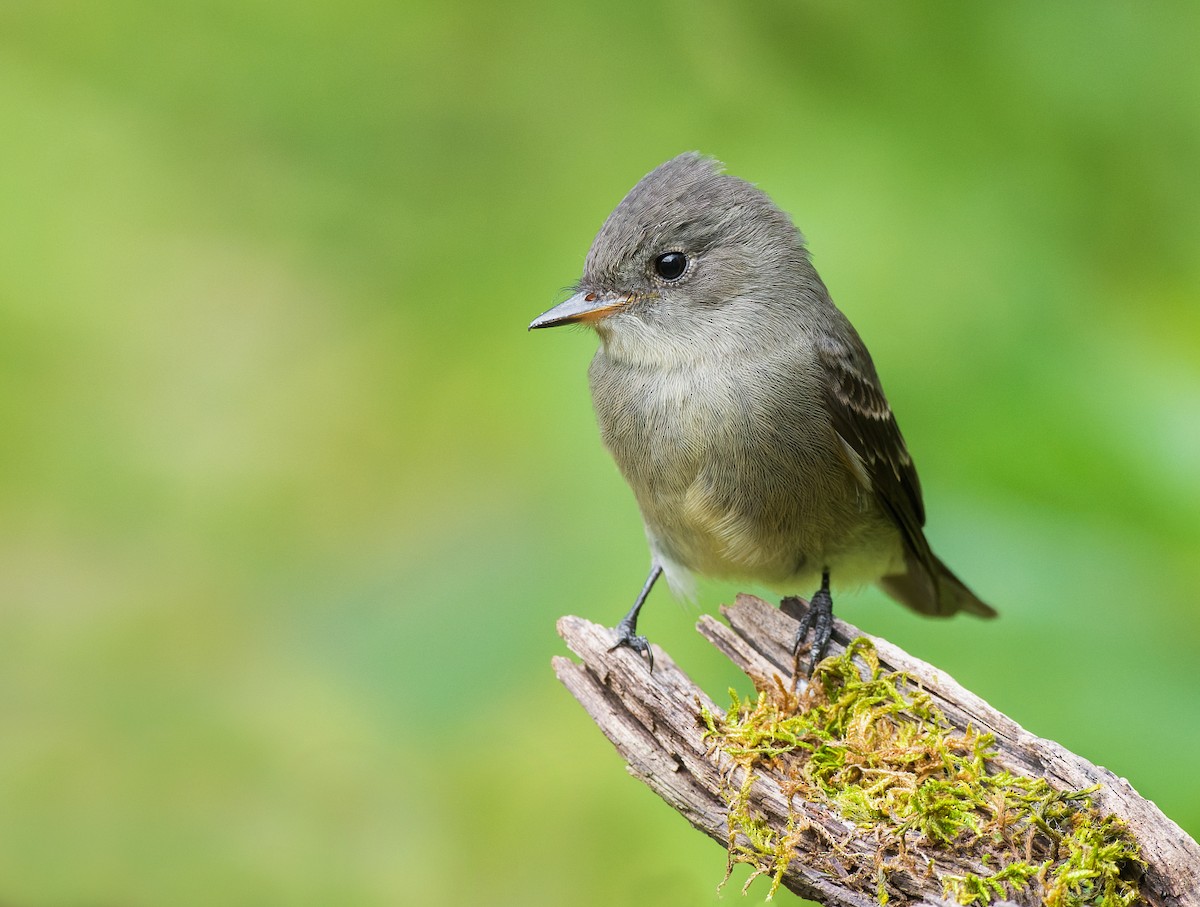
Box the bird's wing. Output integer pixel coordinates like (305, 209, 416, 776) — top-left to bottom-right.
(815, 333, 938, 584)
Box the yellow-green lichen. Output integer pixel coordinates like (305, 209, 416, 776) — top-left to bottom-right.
(701, 638, 1143, 904)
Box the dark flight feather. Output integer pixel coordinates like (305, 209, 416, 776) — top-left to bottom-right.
(816, 333, 991, 616)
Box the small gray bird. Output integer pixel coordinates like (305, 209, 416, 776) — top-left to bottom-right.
(530, 153, 994, 671)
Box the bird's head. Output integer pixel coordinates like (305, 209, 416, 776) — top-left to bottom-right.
(530, 153, 814, 363)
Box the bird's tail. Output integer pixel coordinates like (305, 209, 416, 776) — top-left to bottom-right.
(879, 551, 996, 618)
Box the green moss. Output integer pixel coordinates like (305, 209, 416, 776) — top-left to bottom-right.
(701, 638, 1143, 904)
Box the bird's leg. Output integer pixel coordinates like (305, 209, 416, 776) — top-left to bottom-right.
(610, 563, 662, 670)
(791, 568, 834, 676)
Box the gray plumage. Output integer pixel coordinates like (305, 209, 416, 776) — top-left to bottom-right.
(531, 153, 993, 658)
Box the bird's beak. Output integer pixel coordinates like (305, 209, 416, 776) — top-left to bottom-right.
(528, 291, 633, 330)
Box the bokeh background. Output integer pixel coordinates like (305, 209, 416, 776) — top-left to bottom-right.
(1, 2, 1197, 904)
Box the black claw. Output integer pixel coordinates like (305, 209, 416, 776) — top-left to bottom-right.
(611, 618, 654, 671)
(608, 563, 662, 672)
(791, 571, 835, 676)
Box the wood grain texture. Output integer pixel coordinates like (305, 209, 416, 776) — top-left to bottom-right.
(553, 594, 1200, 906)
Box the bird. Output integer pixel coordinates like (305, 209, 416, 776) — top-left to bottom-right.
(530, 153, 994, 672)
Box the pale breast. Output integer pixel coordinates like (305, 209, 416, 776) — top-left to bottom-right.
(588, 348, 895, 590)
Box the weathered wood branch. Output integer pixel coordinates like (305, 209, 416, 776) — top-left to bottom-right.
(552, 594, 1200, 906)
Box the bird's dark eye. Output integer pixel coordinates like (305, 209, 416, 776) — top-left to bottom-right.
(653, 252, 688, 281)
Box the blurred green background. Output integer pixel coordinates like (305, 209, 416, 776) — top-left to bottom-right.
(1, 2, 1197, 904)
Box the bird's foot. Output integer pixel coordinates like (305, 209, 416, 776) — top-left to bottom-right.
(610, 618, 654, 671)
(790, 582, 834, 677)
